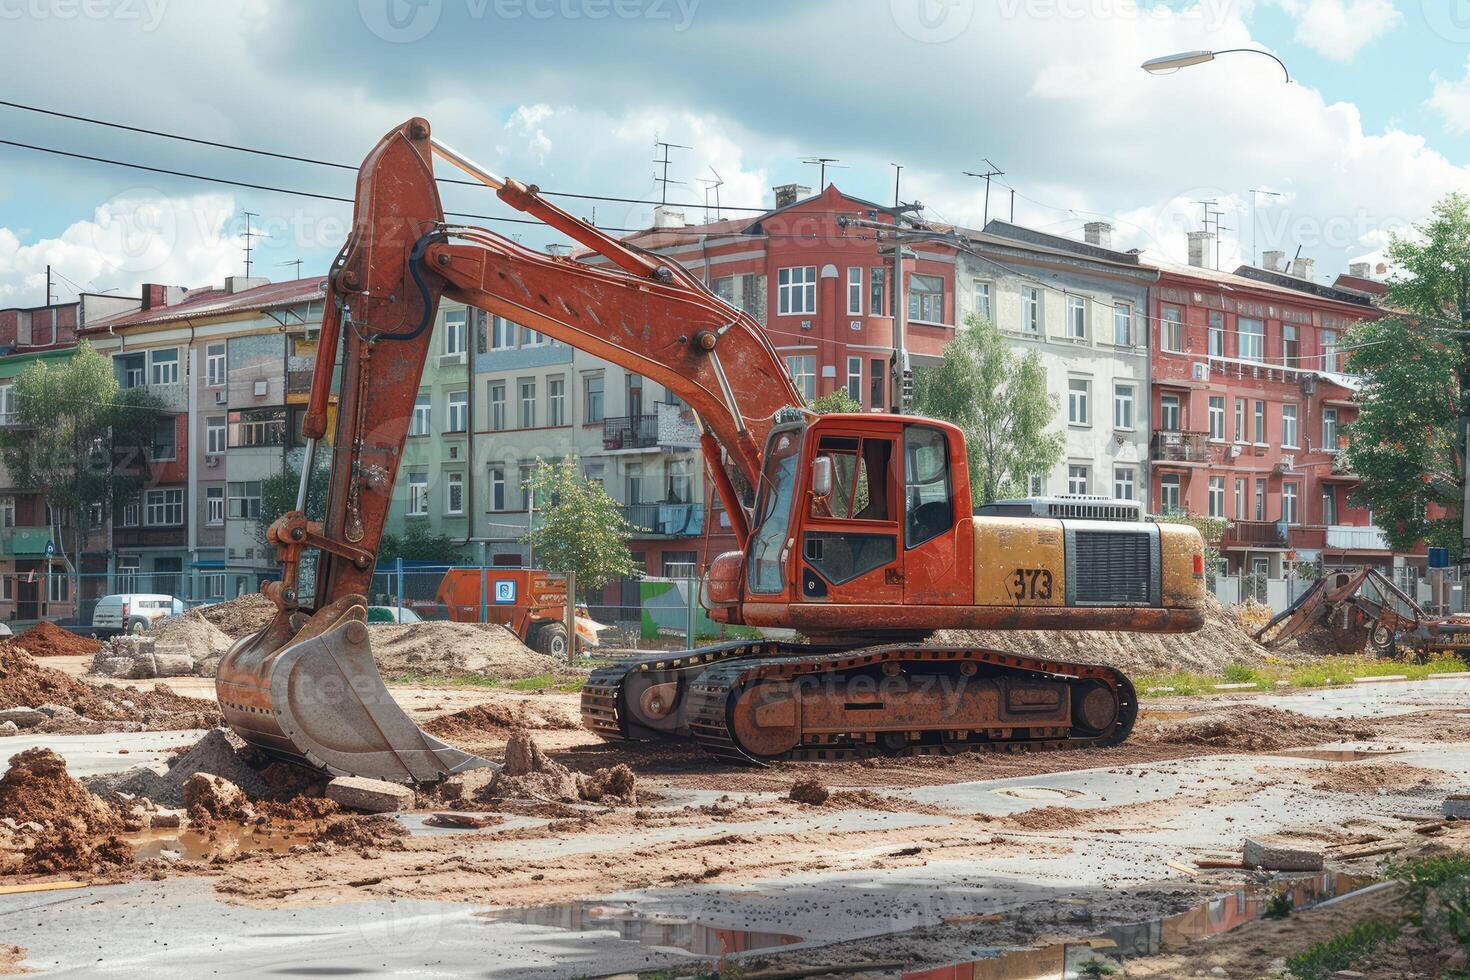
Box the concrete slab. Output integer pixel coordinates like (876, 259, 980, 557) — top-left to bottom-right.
(0, 730, 206, 777)
(1238, 676, 1470, 719)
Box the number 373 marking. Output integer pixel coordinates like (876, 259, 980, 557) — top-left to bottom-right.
(1009, 567, 1053, 602)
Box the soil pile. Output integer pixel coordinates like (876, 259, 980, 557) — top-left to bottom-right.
(0, 642, 220, 732)
(146, 615, 233, 672)
(15, 621, 103, 658)
(1305, 761, 1448, 793)
(933, 593, 1306, 675)
(484, 730, 637, 804)
(193, 593, 276, 638)
(788, 777, 832, 806)
(0, 747, 131, 874)
(1136, 706, 1374, 752)
(369, 621, 575, 679)
(423, 699, 579, 742)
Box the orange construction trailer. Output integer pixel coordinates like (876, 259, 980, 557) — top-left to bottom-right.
(435, 568, 592, 658)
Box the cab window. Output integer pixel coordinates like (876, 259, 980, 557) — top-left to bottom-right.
(810, 435, 892, 521)
(904, 425, 951, 548)
(748, 429, 803, 594)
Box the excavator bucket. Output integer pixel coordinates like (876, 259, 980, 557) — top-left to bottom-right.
(216, 595, 492, 783)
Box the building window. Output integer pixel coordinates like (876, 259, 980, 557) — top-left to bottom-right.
(1234, 399, 1245, 442)
(1208, 311, 1224, 357)
(490, 383, 507, 430)
(1159, 394, 1180, 432)
(116, 556, 140, 593)
(666, 458, 693, 503)
(1021, 286, 1041, 334)
(206, 486, 224, 526)
(846, 356, 863, 406)
(1323, 407, 1339, 450)
(491, 316, 518, 350)
(908, 274, 945, 323)
(626, 461, 646, 504)
(0, 496, 13, 528)
(228, 481, 261, 520)
(1253, 400, 1266, 443)
(1235, 478, 1248, 521)
(584, 374, 604, 423)
(1208, 476, 1225, 518)
(446, 390, 468, 433)
(1282, 481, 1299, 525)
(869, 359, 885, 411)
(1028, 474, 1045, 496)
(1322, 487, 1338, 525)
(1282, 404, 1298, 448)
(0, 384, 11, 425)
(153, 418, 177, 461)
(548, 377, 565, 426)
(48, 575, 68, 604)
(1067, 378, 1090, 426)
(1114, 302, 1132, 346)
(445, 472, 464, 515)
(206, 343, 226, 386)
(411, 394, 432, 436)
(1208, 396, 1225, 440)
(145, 488, 183, 526)
(206, 416, 226, 455)
(518, 380, 536, 428)
(1255, 478, 1267, 521)
(1161, 306, 1184, 352)
(1238, 317, 1264, 362)
(149, 348, 179, 385)
(443, 310, 466, 355)
(1321, 329, 1339, 372)
(777, 266, 817, 316)
(1159, 474, 1181, 513)
(1113, 466, 1135, 500)
(1282, 323, 1298, 365)
(1113, 383, 1134, 430)
(870, 267, 886, 316)
(232, 408, 287, 447)
(974, 280, 993, 322)
(583, 462, 604, 488)
(122, 497, 141, 527)
(202, 573, 225, 599)
(1066, 295, 1086, 339)
(1068, 464, 1089, 496)
(847, 267, 863, 315)
(407, 472, 429, 516)
(785, 355, 816, 400)
(488, 465, 506, 510)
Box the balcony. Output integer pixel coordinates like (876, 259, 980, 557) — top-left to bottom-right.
(1222, 520, 1288, 550)
(0, 525, 54, 557)
(112, 525, 187, 548)
(622, 502, 704, 537)
(1151, 429, 1211, 464)
(603, 414, 660, 451)
(1326, 525, 1392, 552)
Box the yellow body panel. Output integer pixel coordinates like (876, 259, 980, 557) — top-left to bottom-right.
(972, 517, 1067, 607)
(1158, 522, 1207, 608)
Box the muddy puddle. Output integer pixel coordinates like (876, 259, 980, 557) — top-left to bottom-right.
(127, 824, 320, 862)
(477, 900, 802, 958)
(905, 872, 1375, 980)
(1270, 748, 1405, 762)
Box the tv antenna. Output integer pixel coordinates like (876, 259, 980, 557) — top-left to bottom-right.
(1249, 188, 1284, 266)
(963, 160, 1005, 225)
(652, 138, 691, 205)
(277, 258, 304, 280)
(698, 167, 725, 222)
(240, 211, 264, 278)
(802, 156, 847, 190)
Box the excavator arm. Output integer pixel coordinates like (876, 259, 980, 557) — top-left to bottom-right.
(218, 118, 804, 782)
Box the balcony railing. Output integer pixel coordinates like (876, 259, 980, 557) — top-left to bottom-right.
(1151, 429, 1212, 464)
(1326, 525, 1392, 551)
(287, 369, 313, 394)
(118, 380, 189, 412)
(1222, 520, 1288, 549)
(621, 501, 704, 537)
(603, 414, 660, 451)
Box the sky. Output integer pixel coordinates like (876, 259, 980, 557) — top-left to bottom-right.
(2, 0, 1470, 307)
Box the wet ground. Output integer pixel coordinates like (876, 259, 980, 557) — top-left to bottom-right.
(2, 675, 1468, 976)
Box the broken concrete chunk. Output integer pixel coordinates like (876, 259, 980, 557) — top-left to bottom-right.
(1444, 794, 1470, 820)
(35, 704, 76, 719)
(440, 768, 497, 802)
(325, 775, 414, 814)
(166, 729, 269, 800)
(1244, 835, 1325, 872)
(147, 809, 184, 829)
(0, 721, 17, 736)
(182, 773, 252, 823)
(424, 812, 501, 829)
(0, 708, 45, 728)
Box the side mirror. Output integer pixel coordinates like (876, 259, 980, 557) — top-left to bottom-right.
(811, 456, 833, 499)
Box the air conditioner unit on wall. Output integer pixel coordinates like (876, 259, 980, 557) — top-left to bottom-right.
(214, 391, 226, 405)
(1275, 455, 1295, 473)
(1192, 362, 1209, 382)
(206, 456, 220, 468)
(1226, 445, 1242, 459)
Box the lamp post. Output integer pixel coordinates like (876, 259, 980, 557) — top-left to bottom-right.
(1141, 48, 1292, 83)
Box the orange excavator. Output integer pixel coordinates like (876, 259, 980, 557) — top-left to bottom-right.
(217, 119, 1207, 782)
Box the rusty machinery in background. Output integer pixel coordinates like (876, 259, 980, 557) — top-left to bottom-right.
(215, 118, 1208, 783)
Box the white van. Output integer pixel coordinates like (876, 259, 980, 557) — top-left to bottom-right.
(92, 594, 185, 634)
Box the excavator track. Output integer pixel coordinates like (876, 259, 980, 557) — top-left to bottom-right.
(581, 642, 1136, 765)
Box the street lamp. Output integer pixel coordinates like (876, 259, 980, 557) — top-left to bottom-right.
(1141, 48, 1291, 83)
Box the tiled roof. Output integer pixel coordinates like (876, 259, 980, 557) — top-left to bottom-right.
(84, 277, 328, 332)
(1151, 258, 1375, 310)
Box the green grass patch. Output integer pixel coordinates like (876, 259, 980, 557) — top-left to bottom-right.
(1284, 918, 1403, 980)
(1387, 852, 1470, 900)
(1133, 653, 1465, 699)
(383, 671, 588, 693)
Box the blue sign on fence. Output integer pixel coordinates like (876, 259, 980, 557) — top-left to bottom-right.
(1429, 547, 1450, 569)
(494, 579, 517, 605)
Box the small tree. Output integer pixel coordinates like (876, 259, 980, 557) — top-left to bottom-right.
(258, 459, 330, 546)
(525, 457, 634, 593)
(380, 522, 466, 563)
(1343, 193, 1470, 558)
(808, 389, 861, 414)
(913, 314, 1064, 504)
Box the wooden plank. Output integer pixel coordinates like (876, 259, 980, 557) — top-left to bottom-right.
(941, 913, 1004, 924)
(1336, 843, 1405, 859)
(0, 879, 84, 896)
(1194, 858, 1246, 869)
(1166, 860, 1201, 877)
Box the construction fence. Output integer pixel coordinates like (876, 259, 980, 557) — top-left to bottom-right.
(1211, 565, 1468, 617)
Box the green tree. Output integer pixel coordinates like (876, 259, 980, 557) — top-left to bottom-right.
(258, 459, 330, 546)
(1342, 193, 1470, 557)
(380, 522, 466, 563)
(524, 457, 634, 592)
(913, 314, 1063, 504)
(0, 343, 167, 602)
(808, 389, 861, 414)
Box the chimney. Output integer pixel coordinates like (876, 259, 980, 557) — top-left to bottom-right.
(1187, 231, 1215, 269)
(1347, 261, 1371, 279)
(652, 205, 685, 229)
(1261, 250, 1286, 273)
(141, 284, 168, 311)
(772, 183, 812, 208)
(1083, 221, 1113, 249)
(225, 276, 269, 294)
(1290, 256, 1315, 281)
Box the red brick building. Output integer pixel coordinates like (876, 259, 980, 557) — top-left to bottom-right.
(1148, 251, 1409, 577)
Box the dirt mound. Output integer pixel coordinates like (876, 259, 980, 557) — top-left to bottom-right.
(142, 613, 234, 669)
(933, 593, 1307, 676)
(0, 747, 132, 875)
(422, 698, 579, 741)
(367, 621, 572, 679)
(578, 764, 637, 804)
(1306, 762, 1449, 793)
(313, 814, 409, 851)
(788, 777, 831, 806)
(193, 593, 276, 638)
(15, 621, 103, 658)
(1136, 706, 1375, 752)
(485, 730, 637, 805)
(0, 642, 220, 732)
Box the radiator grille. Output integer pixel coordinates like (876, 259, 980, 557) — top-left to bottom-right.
(1073, 530, 1152, 604)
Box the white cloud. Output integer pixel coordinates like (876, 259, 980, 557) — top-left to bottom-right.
(1428, 57, 1470, 135)
(1272, 0, 1400, 60)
